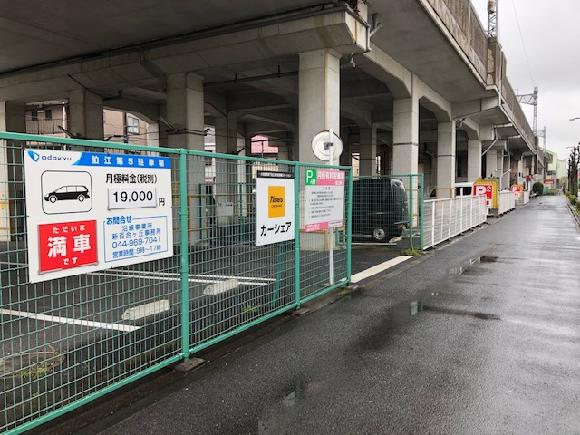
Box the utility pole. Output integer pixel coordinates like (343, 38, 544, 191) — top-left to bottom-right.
(517, 87, 539, 134)
(488, 0, 498, 38)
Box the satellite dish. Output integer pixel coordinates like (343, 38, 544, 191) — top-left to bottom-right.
(311, 130, 343, 163)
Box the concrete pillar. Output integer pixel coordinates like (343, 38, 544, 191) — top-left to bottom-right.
(392, 98, 419, 175)
(467, 139, 482, 181)
(166, 72, 204, 150)
(215, 113, 239, 211)
(340, 127, 352, 166)
(429, 154, 438, 197)
(0, 101, 25, 241)
(496, 150, 504, 188)
(215, 113, 238, 155)
(298, 49, 340, 163)
(277, 146, 290, 161)
(165, 72, 205, 242)
(359, 126, 377, 176)
(486, 149, 498, 178)
(503, 153, 511, 190)
(68, 89, 103, 139)
(436, 121, 456, 198)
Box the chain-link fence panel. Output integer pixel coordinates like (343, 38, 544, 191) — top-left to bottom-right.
(352, 174, 423, 251)
(0, 132, 353, 433)
(0, 134, 183, 433)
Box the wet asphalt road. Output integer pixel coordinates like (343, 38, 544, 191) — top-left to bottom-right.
(100, 196, 580, 434)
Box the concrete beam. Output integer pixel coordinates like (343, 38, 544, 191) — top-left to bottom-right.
(242, 111, 295, 132)
(0, 11, 366, 102)
(356, 43, 412, 98)
(103, 98, 160, 124)
(228, 92, 294, 113)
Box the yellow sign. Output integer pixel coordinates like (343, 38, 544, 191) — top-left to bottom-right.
(268, 186, 285, 218)
(473, 178, 499, 209)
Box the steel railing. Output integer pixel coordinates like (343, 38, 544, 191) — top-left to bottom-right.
(422, 195, 487, 249)
(497, 191, 516, 215)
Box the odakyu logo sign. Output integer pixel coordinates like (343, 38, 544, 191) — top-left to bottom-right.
(27, 150, 40, 161)
(27, 150, 72, 162)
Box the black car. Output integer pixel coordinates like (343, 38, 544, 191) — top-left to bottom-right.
(353, 178, 409, 242)
(44, 185, 90, 203)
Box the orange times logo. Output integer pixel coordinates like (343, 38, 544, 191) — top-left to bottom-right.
(268, 186, 285, 218)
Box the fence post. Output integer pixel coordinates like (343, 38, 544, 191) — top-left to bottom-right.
(419, 174, 424, 250)
(459, 197, 463, 233)
(409, 175, 414, 250)
(294, 162, 301, 308)
(178, 150, 190, 360)
(431, 200, 435, 246)
(346, 167, 353, 282)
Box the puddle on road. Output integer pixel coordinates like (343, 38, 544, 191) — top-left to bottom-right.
(353, 291, 500, 352)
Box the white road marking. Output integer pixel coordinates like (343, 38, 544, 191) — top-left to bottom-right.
(91, 270, 269, 287)
(0, 308, 140, 332)
(195, 273, 274, 282)
(351, 256, 412, 284)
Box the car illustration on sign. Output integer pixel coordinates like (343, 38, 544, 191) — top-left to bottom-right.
(44, 185, 91, 203)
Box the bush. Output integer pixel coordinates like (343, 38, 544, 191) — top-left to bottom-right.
(571, 197, 577, 206)
(532, 182, 544, 195)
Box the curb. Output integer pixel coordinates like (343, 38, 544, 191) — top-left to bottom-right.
(566, 202, 580, 227)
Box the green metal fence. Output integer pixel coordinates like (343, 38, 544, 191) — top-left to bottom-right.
(352, 174, 423, 250)
(0, 132, 352, 433)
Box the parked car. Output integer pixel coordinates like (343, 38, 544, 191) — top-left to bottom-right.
(44, 185, 90, 203)
(353, 178, 409, 242)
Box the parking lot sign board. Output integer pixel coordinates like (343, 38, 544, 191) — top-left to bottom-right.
(255, 171, 295, 246)
(24, 149, 173, 283)
(304, 168, 345, 232)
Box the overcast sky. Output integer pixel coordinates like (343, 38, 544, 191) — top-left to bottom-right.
(471, 0, 579, 161)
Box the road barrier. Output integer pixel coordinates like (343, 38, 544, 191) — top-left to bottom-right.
(422, 195, 487, 249)
(0, 132, 352, 433)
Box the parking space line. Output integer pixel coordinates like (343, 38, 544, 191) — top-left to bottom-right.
(351, 256, 413, 283)
(0, 308, 140, 332)
(91, 270, 270, 287)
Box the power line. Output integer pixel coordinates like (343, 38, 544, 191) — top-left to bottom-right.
(510, 0, 536, 87)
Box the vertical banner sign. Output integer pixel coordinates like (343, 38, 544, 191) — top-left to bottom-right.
(24, 149, 173, 283)
(473, 178, 498, 209)
(304, 169, 345, 232)
(255, 171, 295, 246)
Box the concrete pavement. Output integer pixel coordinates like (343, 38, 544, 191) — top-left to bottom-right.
(94, 196, 580, 434)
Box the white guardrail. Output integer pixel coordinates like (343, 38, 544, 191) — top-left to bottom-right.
(498, 190, 516, 215)
(422, 195, 488, 249)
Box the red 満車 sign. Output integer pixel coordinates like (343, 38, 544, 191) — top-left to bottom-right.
(38, 220, 98, 273)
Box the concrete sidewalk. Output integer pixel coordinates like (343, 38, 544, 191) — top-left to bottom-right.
(87, 196, 580, 434)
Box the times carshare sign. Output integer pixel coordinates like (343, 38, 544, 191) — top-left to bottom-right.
(24, 149, 173, 283)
